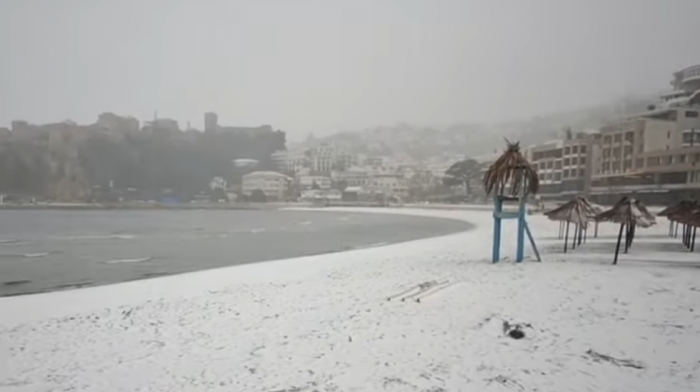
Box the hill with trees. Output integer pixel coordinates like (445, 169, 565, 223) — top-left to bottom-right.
(301, 95, 654, 161)
(0, 119, 285, 202)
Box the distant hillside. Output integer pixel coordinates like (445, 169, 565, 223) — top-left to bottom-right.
(302, 96, 655, 161)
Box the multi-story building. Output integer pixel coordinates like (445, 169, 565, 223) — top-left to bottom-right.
(271, 150, 290, 173)
(334, 152, 358, 171)
(668, 64, 700, 102)
(280, 143, 359, 175)
(366, 174, 409, 199)
(305, 143, 335, 173)
(331, 166, 371, 187)
(590, 106, 700, 203)
(495, 63, 700, 204)
(527, 140, 562, 199)
(241, 171, 290, 200)
(561, 132, 599, 196)
(96, 113, 140, 134)
(298, 175, 331, 190)
(586, 62, 700, 204)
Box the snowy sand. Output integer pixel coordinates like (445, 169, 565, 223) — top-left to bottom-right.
(1, 208, 699, 392)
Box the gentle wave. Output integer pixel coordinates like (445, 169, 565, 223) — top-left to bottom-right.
(0, 239, 22, 245)
(356, 242, 388, 249)
(52, 234, 136, 241)
(103, 257, 152, 264)
(0, 252, 52, 259)
(298, 221, 312, 225)
(223, 228, 267, 235)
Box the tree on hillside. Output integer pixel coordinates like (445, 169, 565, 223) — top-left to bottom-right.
(443, 159, 481, 196)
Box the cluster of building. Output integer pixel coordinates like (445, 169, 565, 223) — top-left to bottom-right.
(242, 145, 410, 202)
(524, 63, 700, 205)
(241, 143, 468, 202)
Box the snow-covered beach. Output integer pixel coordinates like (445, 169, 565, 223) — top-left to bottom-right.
(1, 208, 699, 392)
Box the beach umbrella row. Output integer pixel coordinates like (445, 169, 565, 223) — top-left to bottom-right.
(595, 196, 655, 265)
(658, 200, 699, 251)
(544, 196, 601, 253)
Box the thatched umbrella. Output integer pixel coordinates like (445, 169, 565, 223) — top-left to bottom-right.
(483, 139, 539, 198)
(595, 196, 655, 264)
(663, 200, 700, 250)
(634, 199, 656, 226)
(684, 209, 700, 251)
(659, 200, 698, 239)
(544, 196, 599, 253)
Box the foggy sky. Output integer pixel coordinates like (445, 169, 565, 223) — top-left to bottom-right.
(1, 0, 699, 140)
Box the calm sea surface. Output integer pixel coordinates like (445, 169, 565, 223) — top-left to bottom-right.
(0, 209, 472, 296)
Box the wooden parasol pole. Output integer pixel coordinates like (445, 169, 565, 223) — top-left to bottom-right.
(613, 223, 625, 265)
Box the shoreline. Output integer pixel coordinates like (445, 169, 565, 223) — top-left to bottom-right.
(0, 207, 481, 318)
(0, 202, 297, 211)
(0, 208, 474, 298)
(2, 208, 697, 391)
(0, 201, 494, 211)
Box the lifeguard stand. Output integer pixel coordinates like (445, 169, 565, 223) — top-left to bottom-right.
(491, 186, 541, 263)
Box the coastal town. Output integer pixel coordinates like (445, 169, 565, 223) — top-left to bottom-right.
(1, 63, 698, 208)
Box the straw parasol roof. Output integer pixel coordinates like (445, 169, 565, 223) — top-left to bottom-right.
(668, 201, 700, 226)
(483, 139, 539, 197)
(544, 196, 599, 227)
(595, 196, 655, 228)
(634, 199, 656, 225)
(589, 201, 606, 215)
(659, 200, 699, 220)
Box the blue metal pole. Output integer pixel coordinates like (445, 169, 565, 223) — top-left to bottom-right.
(492, 196, 502, 263)
(525, 222, 541, 261)
(516, 196, 525, 262)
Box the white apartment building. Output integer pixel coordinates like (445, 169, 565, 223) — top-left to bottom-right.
(658, 64, 700, 108)
(241, 171, 291, 200)
(331, 167, 371, 187)
(298, 175, 331, 190)
(272, 150, 308, 174)
(307, 143, 335, 173)
(592, 108, 700, 180)
(277, 143, 359, 174)
(366, 174, 409, 199)
(526, 140, 563, 199)
(560, 132, 599, 196)
(586, 64, 700, 203)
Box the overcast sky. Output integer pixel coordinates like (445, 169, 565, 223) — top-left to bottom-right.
(1, 0, 699, 140)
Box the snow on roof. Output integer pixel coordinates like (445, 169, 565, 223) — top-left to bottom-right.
(243, 171, 289, 179)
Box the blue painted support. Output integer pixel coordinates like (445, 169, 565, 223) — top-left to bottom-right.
(516, 196, 526, 262)
(492, 197, 503, 263)
(524, 222, 541, 262)
(491, 190, 540, 263)
(495, 211, 519, 219)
